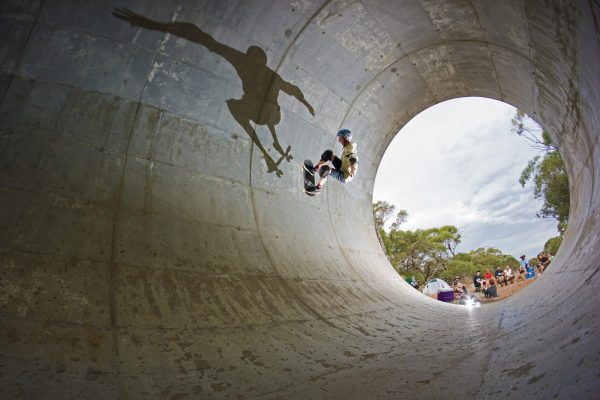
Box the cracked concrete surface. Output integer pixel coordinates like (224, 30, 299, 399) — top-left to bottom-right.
(1, 0, 599, 399)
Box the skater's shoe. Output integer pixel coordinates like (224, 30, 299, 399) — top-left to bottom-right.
(304, 163, 316, 175)
(304, 184, 321, 195)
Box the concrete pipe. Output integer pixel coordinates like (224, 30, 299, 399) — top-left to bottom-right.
(0, 1, 598, 399)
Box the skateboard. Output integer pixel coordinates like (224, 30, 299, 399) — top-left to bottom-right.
(303, 160, 318, 196)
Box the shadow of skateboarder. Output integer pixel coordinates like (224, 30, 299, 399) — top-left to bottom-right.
(113, 8, 315, 177)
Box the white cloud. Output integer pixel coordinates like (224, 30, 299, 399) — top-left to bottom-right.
(374, 97, 559, 258)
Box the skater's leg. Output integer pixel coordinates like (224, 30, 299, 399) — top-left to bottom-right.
(313, 150, 334, 172)
(332, 156, 342, 170)
(315, 165, 330, 189)
(328, 157, 346, 183)
(316, 175, 327, 188)
(321, 150, 334, 162)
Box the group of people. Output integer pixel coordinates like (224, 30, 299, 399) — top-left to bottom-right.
(471, 271, 499, 298)
(520, 252, 554, 277)
(470, 252, 554, 299)
(415, 251, 556, 303)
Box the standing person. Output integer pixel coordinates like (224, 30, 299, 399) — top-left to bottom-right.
(473, 271, 483, 292)
(306, 129, 358, 193)
(518, 255, 528, 281)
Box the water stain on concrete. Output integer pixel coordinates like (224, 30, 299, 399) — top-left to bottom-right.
(528, 373, 546, 385)
(503, 362, 536, 378)
(241, 349, 265, 367)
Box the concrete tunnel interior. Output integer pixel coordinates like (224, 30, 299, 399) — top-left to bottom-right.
(1, 1, 599, 399)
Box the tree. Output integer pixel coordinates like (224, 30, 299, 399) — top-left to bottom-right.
(373, 201, 409, 257)
(512, 110, 570, 226)
(511, 110, 555, 151)
(544, 236, 562, 255)
(442, 248, 518, 282)
(372, 203, 462, 282)
(373, 201, 408, 232)
(469, 247, 519, 270)
(437, 225, 461, 256)
(390, 209, 408, 232)
(373, 201, 396, 232)
(443, 259, 476, 282)
(384, 226, 460, 282)
(372, 202, 524, 284)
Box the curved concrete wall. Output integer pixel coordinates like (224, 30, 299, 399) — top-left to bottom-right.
(1, 1, 598, 399)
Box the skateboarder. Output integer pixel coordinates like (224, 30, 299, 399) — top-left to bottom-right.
(305, 128, 358, 193)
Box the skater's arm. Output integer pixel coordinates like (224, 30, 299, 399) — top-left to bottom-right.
(349, 158, 358, 178)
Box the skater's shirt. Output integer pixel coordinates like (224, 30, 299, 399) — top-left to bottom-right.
(340, 142, 358, 182)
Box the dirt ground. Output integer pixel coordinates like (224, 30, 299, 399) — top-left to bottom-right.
(466, 275, 539, 303)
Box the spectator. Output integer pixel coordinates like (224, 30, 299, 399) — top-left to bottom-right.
(407, 275, 419, 290)
(504, 265, 515, 284)
(484, 278, 498, 298)
(452, 276, 466, 300)
(515, 267, 523, 282)
(495, 267, 506, 286)
(473, 271, 483, 292)
(482, 269, 493, 291)
(518, 255, 528, 281)
(537, 252, 551, 273)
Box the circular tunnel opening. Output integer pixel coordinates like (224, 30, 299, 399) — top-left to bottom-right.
(373, 97, 569, 302)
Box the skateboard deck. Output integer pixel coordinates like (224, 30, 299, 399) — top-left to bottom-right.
(303, 160, 318, 196)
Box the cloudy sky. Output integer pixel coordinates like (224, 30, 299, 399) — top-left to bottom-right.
(373, 97, 558, 259)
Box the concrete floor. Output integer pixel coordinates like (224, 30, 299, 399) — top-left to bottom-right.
(1, 0, 599, 399)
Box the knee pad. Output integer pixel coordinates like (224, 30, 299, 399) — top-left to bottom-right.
(320, 150, 333, 162)
(318, 165, 331, 178)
